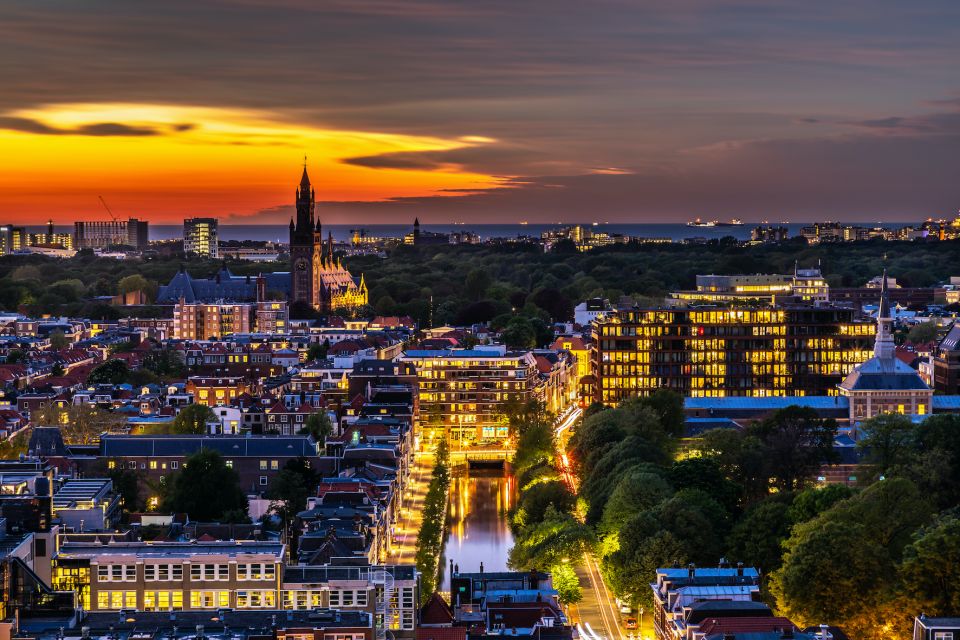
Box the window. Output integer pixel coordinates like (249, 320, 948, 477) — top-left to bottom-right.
(260, 460, 268, 470)
(934, 633, 954, 640)
(98, 564, 136, 582)
(108, 461, 116, 469)
(171, 461, 179, 470)
(260, 476, 268, 486)
(143, 591, 183, 611)
(97, 591, 136, 610)
(225, 460, 233, 468)
(128, 461, 137, 469)
(150, 461, 157, 469)
(270, 460, 279, 470)
(190, 590, 229, 608)
(236, 590, 276, 608)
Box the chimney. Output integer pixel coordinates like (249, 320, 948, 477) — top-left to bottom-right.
(688, 563, 696, 579)
(737, 562, 744, 577)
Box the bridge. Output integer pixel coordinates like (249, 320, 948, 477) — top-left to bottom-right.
(448, 447, 514, 464)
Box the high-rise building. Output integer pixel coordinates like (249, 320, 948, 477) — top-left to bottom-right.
(288, 165, 367, 312)
(0, 224, 27, 255)
(183, 217, 219, 257)
(74, 218, 149, 249)
(592, 305, 875, 403)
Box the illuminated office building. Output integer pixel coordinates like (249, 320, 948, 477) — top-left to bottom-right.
(592, 306, 874, 403)
(183, 217, 219, 258)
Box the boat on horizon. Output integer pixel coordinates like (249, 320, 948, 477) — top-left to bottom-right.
(687, 218, 744, 227)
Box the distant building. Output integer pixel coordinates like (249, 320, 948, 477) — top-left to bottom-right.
(289, 165, 368, 312)
(157, 265, 289, 303)
(74, 218, 149, 249)
(750, 224, 788, 243)
(671, 265, 829, 305)
(405, 218, 449, 246)
(574, 298, 612, 327)
(183, 217, 219, 258)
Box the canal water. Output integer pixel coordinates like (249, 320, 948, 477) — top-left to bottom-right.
(441, 466, 516, 590)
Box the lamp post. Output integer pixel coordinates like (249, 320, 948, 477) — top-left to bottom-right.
(639, 607, 644, 639)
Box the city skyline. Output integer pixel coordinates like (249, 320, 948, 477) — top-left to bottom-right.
(2, 1, 960, 224)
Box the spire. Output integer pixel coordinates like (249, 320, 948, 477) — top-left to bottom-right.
(873, 268, 895, 359)
(300, 161, 311, 190)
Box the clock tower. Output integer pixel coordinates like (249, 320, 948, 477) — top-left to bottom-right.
(290, 162, 316, 307)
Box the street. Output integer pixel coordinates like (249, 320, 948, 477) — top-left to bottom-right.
(555, 406, 653, 640)
(393, 449, 434, 564)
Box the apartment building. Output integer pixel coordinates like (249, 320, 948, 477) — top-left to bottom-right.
(398, 347, 539, 448)
(173, 301, 254, 340)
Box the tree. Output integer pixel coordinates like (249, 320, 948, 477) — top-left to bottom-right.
(142, 348, 187, 378)
(465, 268, 492, 301)
(906, 321, 939, 344)
(857, 413, 917, 480)
(306, 340, 330, 362)
(48, 330, 69, 350)
(900, 513, 960, 616)
(511, 480, 575, 531)
(117, 274, 156, 302)
(600, 469, 672, 535)
(509, 505, 596, 570)
(300, 411, 333, 443)
(771, 478, 934, 634)
(747, 406, 837, 492)
(551, 563, 583, 605)
(32, 405, 127, 445)
(87, 359, 131, 385)
(787, 484, 855, 524)
(0, 430, 30, 458)
(267, 458, 318, 542)
(726, 498, 792, 575)
(108, 466, 145, 514)
(163, 449, 249, 522)
(172, 403, 216, 434)
(501, 317, 537, 350)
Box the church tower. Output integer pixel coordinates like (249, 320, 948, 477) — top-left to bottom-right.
(290, 163, 316, 306)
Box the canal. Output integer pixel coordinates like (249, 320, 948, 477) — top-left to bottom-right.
(441, 466, 516, 590)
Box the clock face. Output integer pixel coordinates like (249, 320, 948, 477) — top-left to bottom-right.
(296, 260, 307, 271)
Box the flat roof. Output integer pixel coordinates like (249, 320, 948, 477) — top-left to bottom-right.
(55, 540, 284, 560)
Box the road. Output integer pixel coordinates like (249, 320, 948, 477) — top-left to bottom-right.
(392, 450, 434, 563)
(554, 406, 645, 640)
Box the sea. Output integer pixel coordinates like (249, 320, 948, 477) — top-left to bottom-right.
(35, 222, 917, 244)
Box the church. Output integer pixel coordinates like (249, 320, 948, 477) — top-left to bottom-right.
(289, 165, 368, 313)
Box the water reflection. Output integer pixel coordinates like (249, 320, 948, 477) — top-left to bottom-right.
(441, 467, 516, 590)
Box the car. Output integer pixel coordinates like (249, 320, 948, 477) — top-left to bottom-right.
(623, 617, 637, 629)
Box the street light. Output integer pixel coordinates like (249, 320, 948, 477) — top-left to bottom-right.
(638, 608, 644, 637)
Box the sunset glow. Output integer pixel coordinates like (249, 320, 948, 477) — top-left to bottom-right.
(0, 103, 506, 224)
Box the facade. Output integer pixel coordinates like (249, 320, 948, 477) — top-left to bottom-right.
(51, 540, 284, 611)
(158, 266, 291, 304)
(183, 217, 219, 258)
(593, 306, 874, 403)
(173, 300, 254, 340)
(398, 347, 538, 447)
(933, 323, 960, 393)
(185, 376, 252, 406)
(289, 166, 368, 313)
(74, 219, 149, 250)
(257, 300, 290, 334)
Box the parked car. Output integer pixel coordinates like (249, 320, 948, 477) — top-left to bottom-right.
(623, 617, 637, 629)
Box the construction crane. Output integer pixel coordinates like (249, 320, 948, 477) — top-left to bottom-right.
(97, 195, 119, 222)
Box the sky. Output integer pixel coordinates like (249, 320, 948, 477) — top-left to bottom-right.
(1, 0, 959, 225)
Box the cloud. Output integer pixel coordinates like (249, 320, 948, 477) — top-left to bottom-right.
(0, 116, 161, 136)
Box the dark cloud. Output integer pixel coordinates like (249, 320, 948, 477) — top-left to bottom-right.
(0, 116, 160, 136)
(4, 0, 960, 220)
